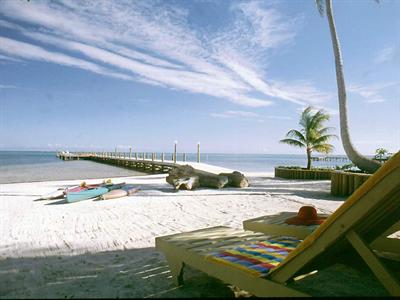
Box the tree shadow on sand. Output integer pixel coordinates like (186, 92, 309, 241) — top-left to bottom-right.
(245, 177, 346, 202)
(0, 245, 394, 298)
(0, 247, 235, 298)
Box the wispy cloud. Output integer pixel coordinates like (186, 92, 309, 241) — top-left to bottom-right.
(210, 110, 259, 119)
(0, 37, 135, 82)
(375, 46, 400, 64)
(233, 1, 296, 49)
(0, 53, 22, 62)
(348, 82, 399, 104)
(0, 84, 17, 89)
(265, 115, 292, 120)
(210, 110, 292, 122)
(0, 0, 331, 108)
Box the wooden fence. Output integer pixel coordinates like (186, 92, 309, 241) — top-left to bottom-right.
(330, 171, 372, 197)
(274, 167, 332, 180)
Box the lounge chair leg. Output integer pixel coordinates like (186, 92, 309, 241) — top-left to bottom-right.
(165, 256, 185, 286)
(346, 230, 400, 296)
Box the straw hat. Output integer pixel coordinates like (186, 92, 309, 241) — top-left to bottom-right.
(284, 206, 327, 226)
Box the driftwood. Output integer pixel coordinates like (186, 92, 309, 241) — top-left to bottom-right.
(199, 174, 228, 189)
(219, 171, 249, 188)
(166, 165, 249, 190)
(166, 165, 200, 190)
(173, 176, 200, 190)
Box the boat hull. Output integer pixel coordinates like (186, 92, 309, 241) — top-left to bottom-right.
(36, 189, 65, 201)
(98, 187, 139, 200)
(103, 182, 126, 191)
(66, 187, 109, 203)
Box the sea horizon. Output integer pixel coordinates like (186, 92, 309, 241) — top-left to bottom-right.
(0, 149, 351, 156)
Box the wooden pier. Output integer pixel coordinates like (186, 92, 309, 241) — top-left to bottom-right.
(311, 155, 350, 162)
(56, 151, 233, 175)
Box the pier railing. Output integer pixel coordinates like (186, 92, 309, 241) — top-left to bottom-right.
(56, 147, 207, 174)
(310, 156, 350, 162)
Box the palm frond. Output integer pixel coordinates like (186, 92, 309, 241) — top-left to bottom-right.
(317, 127, 336, 136)
(309, 109, 330, 130)
(299, 106, 314, 129)
(280, 139, 305, 148)
(285, 129, 306, 143)
(313, 143, 334, 154)
(315, 0, 325, 16)
(312, 134, 338, 145)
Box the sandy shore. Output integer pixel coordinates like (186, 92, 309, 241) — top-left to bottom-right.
(0, 171, 392, 297)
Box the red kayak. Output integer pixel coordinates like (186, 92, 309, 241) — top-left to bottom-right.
(64, 183, 101, 194)
(65, 182, 126, 193)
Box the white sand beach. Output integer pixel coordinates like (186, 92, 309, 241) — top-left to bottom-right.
(0, 171, 393, 298)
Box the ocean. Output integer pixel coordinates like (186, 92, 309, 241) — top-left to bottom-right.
(0, 151, 351, 184)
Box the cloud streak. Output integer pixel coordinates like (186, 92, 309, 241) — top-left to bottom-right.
(210, 110, 259, 119)
(348, 82, 399, 104)
(210, 110, 292, 122)
(375, 46, 400, 65)
(0, 37, 135, 82)
(0, 0, 331, 108)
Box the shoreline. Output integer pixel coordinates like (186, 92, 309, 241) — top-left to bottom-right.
(0, 160, 147, 184)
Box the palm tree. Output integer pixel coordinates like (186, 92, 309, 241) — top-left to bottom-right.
(315, 0, 381, 173)
(374, 148, 388, 161)
(280, 106, 337, 169)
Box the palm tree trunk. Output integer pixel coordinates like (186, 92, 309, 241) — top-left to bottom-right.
(325, 0, 381, 173)
(307, 148, 312, 170)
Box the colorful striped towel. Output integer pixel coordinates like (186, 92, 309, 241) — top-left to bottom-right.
(206, 236, 301, 277)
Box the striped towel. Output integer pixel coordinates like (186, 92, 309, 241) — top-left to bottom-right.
(206, 236, 301, 277)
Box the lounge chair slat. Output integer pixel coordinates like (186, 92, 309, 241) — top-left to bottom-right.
(156, 228, 308, 297)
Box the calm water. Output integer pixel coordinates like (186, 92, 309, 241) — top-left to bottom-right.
(0, 151, 350, 184)
(0, 151, 146, 184)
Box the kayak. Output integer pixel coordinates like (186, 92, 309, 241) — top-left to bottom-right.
(66, 187, 109, 203)
(103, 182, 126, 191)
(97, 187, 140, 200)
(98, 189, 128, 200)
(120, 184, 136, 191)
(35, 189, 65, 201)
(66, 184, 100, 193)
(66, 182, 125, 193)
(126, 187, 140, 196)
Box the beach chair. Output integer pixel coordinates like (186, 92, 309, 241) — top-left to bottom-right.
(243, 212, 400, 255)
(155, 152, 400, 296)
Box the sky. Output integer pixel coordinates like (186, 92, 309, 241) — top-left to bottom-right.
(0, 0, 399, 155)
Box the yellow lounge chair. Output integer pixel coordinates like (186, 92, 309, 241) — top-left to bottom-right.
(155, 152, 400, 296)
(243, 212, 400, 255)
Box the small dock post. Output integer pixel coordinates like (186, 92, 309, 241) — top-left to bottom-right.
(173, 140, 177, 163)
(161, 153, 165, 162)
(183, 153, 186, 162)
(129, 147, 132, 159)
(197, 142, 201, 163)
